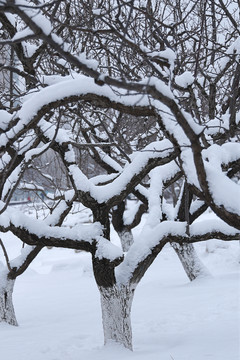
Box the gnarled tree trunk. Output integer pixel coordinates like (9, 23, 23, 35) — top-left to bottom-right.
(99, 284, 135, 350)
(0, 278, 18, 326)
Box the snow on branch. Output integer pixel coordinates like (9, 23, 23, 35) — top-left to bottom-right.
(145, 167, 163, 227)
(0, 76, 155, 153)
(116, 221, 186, 285)
(0, 210, 123, 267)
(200, 143, 240, 216)
(94, 237, 123, 263)
(70, 140, 177, 205)
(9, 244, 42, 276)
(189, 219, 240, 242)
(12, 0, 52, 36)
(204, 163, 240, 215)
(0, 208, 103, 252)
(18, 181, 45, 192)
(116, 219, 240, 285)
(1, 140, 50, 207)
(40, 118, 179, 208)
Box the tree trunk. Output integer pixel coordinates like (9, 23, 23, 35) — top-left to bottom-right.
(92, 206, 110, 239)
(99, 284, 135, 350)
(171, 243, 210, 281)
(118, 229, 134, 252)
(112, 201, 134, 252)
(0, 278, 18, 326)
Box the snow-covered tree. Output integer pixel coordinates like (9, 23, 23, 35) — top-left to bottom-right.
(0, 0, 240, 350)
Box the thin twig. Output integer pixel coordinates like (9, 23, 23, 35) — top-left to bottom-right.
(0, 237, 12, 272)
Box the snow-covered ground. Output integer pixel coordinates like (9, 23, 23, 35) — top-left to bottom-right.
(0, 209, 239, 360)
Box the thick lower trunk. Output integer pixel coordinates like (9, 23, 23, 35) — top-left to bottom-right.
(99, 284, 135, 350)
(171, 243, 210, 281)
(118, 229, 134, 252)
(0, 278, 18, 326)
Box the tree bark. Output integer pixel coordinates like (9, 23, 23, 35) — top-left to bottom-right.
(92, 206, 110, 239)
(0, 277, 18, 326)
(112, 201, 134, 251)
(118, 229, 134, 252)
(171, 242, 210, 281)
(99, 284, 135, 350)
(173, 182, 210, 281)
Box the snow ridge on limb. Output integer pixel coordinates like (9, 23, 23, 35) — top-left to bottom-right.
(158, 93, 240, 229)
(0, 81, 154, 153)
(94, 237, 123, 262)
(182, 141, 240, 228)
(116, 219, 240, 285)
(88, 140, 176, 205)
(145, 167, 163, 227)
(201, 143, 240, 215)
(0, 208, 103, 252)
(8, 244, 43, 279)
(38, 118, 179, 208)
